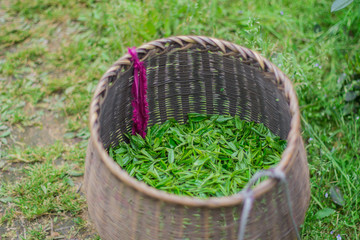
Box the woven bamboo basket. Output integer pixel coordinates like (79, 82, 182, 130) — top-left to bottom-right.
(84, 36, 310, 240)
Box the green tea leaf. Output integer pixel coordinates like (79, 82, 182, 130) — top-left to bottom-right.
(215, 115, 233, 123)
(167, 148, 174, 164)
(131, 135, 145, 148)
(188, 113, 208, 122)
(193, 157, 208, 166)
(115, 147, 127, 155)
(234, 116, 242, 129)
(141, 149, 154, 161)
(227, 142, 237, 152)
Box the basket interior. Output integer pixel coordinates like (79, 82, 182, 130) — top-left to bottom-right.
(99, 48, 291, 150)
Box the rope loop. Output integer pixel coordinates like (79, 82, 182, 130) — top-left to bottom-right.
(238, 167, 300, 240)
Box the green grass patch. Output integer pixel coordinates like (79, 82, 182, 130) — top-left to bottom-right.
(0, 22, 31, 50)
(0, 45, 45, 76)
(0, 161, 84, 221)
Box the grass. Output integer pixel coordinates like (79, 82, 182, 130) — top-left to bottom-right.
(0, 0, 359, 239)
(5, 162, 83, 219)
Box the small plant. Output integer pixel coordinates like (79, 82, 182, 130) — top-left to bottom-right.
(22, 224, 47, 240)
(344, 74, 360, 109)
(337, 54, 360, 114)
(110, 113, 286, 198)
(331, 0, 354, 12)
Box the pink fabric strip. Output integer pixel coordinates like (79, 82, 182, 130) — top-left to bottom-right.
(128, 47, 149, 138)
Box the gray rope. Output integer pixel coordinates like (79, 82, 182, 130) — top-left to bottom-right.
(237, 168, 301, 240)
(237, 189, 254, 240)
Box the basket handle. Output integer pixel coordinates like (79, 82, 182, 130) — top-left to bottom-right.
(238, 168, 301, 240)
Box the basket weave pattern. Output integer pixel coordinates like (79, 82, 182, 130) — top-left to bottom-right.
(84, 36, 310, 240)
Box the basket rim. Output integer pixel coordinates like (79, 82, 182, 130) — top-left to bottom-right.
(88, 35, 302, 207)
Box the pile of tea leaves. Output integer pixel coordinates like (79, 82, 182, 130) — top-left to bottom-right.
(110, 113, 287, 198)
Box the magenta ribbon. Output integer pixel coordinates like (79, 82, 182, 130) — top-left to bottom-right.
(128, 47, 149, 138)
